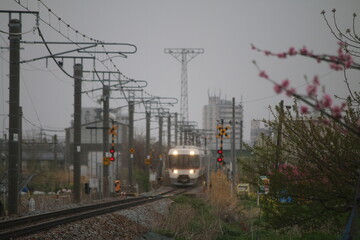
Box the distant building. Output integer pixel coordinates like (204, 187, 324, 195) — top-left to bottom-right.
(250, 120, 272, 146)
(66, 107, 129, 189)
(202, 94, 243, 150)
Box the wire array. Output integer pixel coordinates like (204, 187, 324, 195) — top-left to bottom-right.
(6, 0, 177, 135)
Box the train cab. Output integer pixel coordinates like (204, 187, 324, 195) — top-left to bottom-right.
(167, 146, 206, 186)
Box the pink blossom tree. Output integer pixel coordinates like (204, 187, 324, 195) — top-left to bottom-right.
(245, 9, 360, 234)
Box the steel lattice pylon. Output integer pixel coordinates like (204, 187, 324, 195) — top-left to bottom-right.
(165, 48, 204, 123)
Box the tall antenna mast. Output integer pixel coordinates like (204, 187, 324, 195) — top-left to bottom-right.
(165, 48, 204, 122)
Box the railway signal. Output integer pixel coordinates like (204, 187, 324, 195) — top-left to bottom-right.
(109, 146, 115, 161)
(110, 146, 115, 154)
(109, 124, 117, 162)
(217, 147, 224, 164)
(216, 119, 229, 164)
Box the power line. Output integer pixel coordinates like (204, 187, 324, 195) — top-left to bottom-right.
(14, 0, 175, 112)
(20, 71, 42, 128)
(22, 116, 65, 132)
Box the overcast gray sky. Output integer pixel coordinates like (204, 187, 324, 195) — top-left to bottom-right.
(1, 0, 359, 142)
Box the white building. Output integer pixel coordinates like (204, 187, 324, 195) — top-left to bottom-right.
(202, 95, 243, 150)
(250, 120, 272, 146)
(66, 107, 129, 192)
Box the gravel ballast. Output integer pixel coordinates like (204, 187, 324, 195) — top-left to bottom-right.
(16, 198, 174, 240)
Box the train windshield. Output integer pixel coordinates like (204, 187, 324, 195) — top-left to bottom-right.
(169, 154, 200, 168)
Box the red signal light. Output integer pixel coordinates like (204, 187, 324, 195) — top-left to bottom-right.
(217, 156, 223, 162)
(109, 156, 115, 161)
(217, 149, 223, 154)
(110, 147, 115, 154)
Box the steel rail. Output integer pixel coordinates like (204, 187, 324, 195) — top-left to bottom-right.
(0, 187, 191, 239)
(0, 196, 161, 239)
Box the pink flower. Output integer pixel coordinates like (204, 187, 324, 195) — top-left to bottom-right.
(288, 47, 297, 56)
(321, 94, 332, 108)
(277, 53, 287, 58)
(259, 71, 269, 79)
(338, 41, 346, 47)
(322, 118, 330, 125)
(306, 84, 317, 97)
(345, 55, 353, 68)
(286, 88, 296, 97)
(331, 105, 342, 119)
(330, 56, 337, 62)
(315, 102, 321, 110)
(341, 102, 347, 110)
(281, 79, 290, 88)
(274, 84, 282, 94)
(264, 50, 272, 56)
(337, 47, 343, 56)
(330, 63, 343, 71)
(312, 75, 320, 86)
(300, 106, 309, 114)
(300, 46, 309, 55)
(340, 128, 349, 135)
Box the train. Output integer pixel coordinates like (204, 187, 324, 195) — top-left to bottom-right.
(166, 145, 207, 186)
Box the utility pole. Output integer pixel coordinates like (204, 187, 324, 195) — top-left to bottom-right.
(146, 111, 151, 160)
(275, 100, 284, 170)
(18, 106, 22, 206)
(128, 101, 134, 186)
(167, 115, 171, 150)
(158, 115, 163, 179)
(8, 18, 21, 216)
(102, 86, 110, 197)
(165, 48, 204, 123)
(180, 124, 183, 146)
(73, 63, 82, 203)
(175, 113, 178, 146)
(231, 98, 236, 190)
(158, 115, 163, 157)
(53, 134, 57, 167)
(240, 120, 243, 151)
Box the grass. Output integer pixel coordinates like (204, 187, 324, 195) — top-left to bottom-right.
(152, 170, 346, 240)
(217, 230, 339, 240)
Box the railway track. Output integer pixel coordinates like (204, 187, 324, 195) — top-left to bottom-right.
(0, 186, 192, 239)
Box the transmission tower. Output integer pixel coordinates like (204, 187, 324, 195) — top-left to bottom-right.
(165, 48, 204, 123)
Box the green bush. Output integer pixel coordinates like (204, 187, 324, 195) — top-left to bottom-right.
(134, 169, 150, 192)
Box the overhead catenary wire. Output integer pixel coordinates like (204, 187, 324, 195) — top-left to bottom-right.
(11, 0, 178, 140)
(22, 116, 65, 133)
(14, 0, 173, 114)
(20, 71, 43, 129)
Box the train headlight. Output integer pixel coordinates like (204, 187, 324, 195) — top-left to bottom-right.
(173, 169, 178, 174)
(190, 150, 195, 155)
(189, 169, 194, 174)
(172, 150, 178, 155)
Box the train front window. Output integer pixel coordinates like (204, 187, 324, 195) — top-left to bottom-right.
(169, 154, 200, 168)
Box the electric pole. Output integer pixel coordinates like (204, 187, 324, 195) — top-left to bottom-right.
(231, 98, 236, 190)
(167, 115, 171, 150)
(102, 86, 110, 197)
(128, 101, 134, 186)
(8, 18, 21, 216)
(73, 63, 82, 203)
(175, 113, 178, 146)
(275, 100, 284, 170)
(146, 111, 151, 162)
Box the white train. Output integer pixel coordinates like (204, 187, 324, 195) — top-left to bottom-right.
(166, 145, 207, 186)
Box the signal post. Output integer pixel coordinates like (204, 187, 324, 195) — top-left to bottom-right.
(216, 119, 230, 166)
